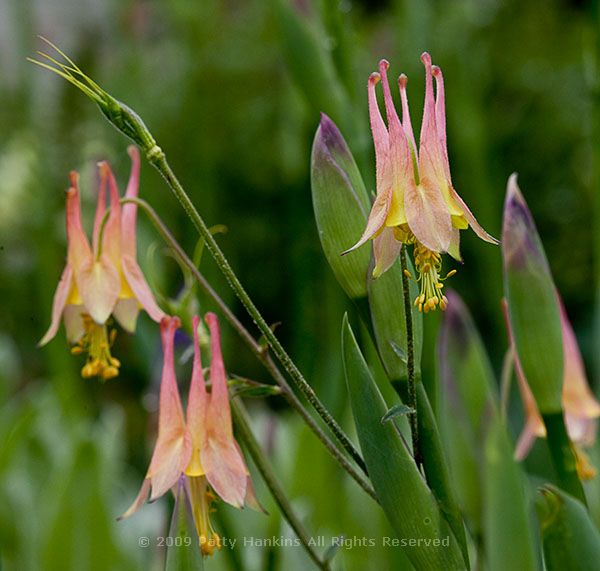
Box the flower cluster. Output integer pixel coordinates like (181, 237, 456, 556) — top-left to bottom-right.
(120, 313, 258, 555)
(39, 146, 165, 379)
(345, 54, 497, 311)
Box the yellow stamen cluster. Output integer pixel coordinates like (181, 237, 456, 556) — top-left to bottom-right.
(71, 315, 120, 380)
(574, 445, 597, 481)
(412, 243, 456, 313)
(190, 476, 222, 557)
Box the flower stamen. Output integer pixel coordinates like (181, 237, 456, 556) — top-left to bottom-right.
(412, 243, 454, 313)
(72, 314, 120, 380)
(190, 476, 222, 557)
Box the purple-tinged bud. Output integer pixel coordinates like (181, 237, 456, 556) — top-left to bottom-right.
(502, 174, 563, 413)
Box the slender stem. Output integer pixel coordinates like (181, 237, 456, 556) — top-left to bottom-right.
(143, 150, 366, 473)
(399, 245, 421, 466)
(122, 197, 377, 501)
(231, 399, 331, 571)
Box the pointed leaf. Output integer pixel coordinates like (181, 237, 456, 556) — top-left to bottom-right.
(502, 175, 563, 413)
(437, 290, 499, 534)
(483, 415, 539, 571)
(342, 315, 465, 570)
(311, 114, 371, 299)
(165, 479, 204, 571)
(381, 404, 415, 424)
(536, 485, 600, 571)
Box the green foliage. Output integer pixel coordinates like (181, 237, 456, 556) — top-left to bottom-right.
(483, 415, 539, 571)
(310, 114, 370, 299)
(342, 315, 466, 570)
(165, 481, 204, 571)
(502, 176, 563, 413)
(437, 290, 498, 536)
(367, 254, 423, 381)
(536, 485, 600, 571)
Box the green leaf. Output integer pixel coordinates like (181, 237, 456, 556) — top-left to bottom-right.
(437, 290, 499, 535)
(502, 174, 563, 413)
(311, 114, 371, 299)
(342, 315, 466, 570)
(536, 485, 600, 570)
(165, 480, 204, 571)
(483, 415, 539, 571)
(367, 255, 423, 381)
(381, 404, 415, 424)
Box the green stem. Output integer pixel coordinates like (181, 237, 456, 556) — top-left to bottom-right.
(122, 197, 376, 501)
(399, 245, 420, 465)
(542, 412, 587, 505)
(143, 149, 366, 473)
(231, 399, 331, 571)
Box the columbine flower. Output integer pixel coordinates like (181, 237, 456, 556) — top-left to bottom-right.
(504, 298, 600, 479)
(121, 313, 258, 556)
(344, 54, 497, 311)
(39, 147, 165, 379)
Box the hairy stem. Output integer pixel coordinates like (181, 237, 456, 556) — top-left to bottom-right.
(400, 245, 421, 466)
(122, 197, 376, 501)
(143, 150, 366, 472)
(231, 399, 331, 571)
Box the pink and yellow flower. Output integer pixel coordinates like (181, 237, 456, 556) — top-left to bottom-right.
(121, 313, 258, 556)
(39, 146, 165, 379)
(345, 54, 497, 311)
(504, 298, 600, 478)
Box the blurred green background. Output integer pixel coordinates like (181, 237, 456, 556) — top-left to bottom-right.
(1, 0, 599, 569)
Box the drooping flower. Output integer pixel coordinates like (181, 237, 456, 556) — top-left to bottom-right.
(503, 298, 600, 479)
(39, 146, 165, 379)
(121, 313, 258, 556)
(344, 54, 497, 311)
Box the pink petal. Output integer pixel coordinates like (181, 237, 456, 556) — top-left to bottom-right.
(566, 415, 597, 447)
(379, 61, 413, 226)
(97, 162, 122, 267)
(244, 475, 265, 513)
(75, 254, 121, 324)
(202, 312, 248, 507)
(185, 315, 208, 477)
(63, 304, 86, 343)
(147, 316, 192, 500)
(121, 254, 166, 323)
(367, 71, 389, 158)
(559, 300, 600, 419)
(378, 60, 403, 144)
(404, 177, 452, 252)
(92, 164, 107, 254)
(205, 313, 233, 437)
(515, 421, 540, 461)
(432, 65, 450, 180)
(112, 298, 140, 333)
(118, 477, 151, 520)
(65, 175, 92, 270)
(447, 227, 462, 262)
(372, 227, 401, 278)
(342, 186, 391, 254)
(418, 53, 448, 189)
(122, 146, 141, 258)
(149, 432, 192, 501)
(39, 264, 74, 346)
(398, 74, 418, 160)
(203, 438, 247, 508)
(449, 186, 499, 245)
